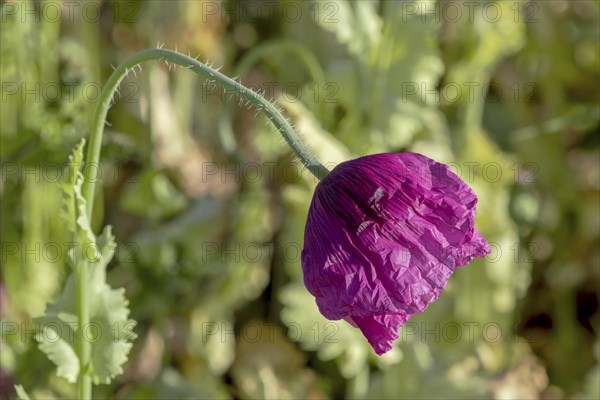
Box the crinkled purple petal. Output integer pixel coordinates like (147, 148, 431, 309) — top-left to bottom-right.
(346, 313, 412, 355)
(301, 152, 490, 354)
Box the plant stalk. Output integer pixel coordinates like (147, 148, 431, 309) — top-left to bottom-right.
(81, 48, 329, 218)
(76, 48, 329, 398)
(76, 260, 92, 399)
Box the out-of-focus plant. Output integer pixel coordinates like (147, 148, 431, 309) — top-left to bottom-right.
(2, 0, 598, 399)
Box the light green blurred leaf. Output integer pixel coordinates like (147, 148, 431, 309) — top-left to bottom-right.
(230, 321, 323, 399)
(36, 326, 80, 383)
(316, 0, 447, 154)
(313, 0, 381, 58)
(120, 170, 189, 219)
(14, 384, 32, 400)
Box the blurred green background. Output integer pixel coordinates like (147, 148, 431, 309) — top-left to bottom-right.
(1, 0, 599, 399)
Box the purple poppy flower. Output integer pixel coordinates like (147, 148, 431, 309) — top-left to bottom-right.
(301, 152, 490, 355)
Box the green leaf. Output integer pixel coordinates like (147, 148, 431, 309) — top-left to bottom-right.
(36, 325, 80, 382)
(314, 0, 381, 57)
(36, 142, 136, 385)
(14, 385, 32, 400)
(60, 138, 86, 241)
(119, 170, 189, 220)
(72, 170, 96, 254)
(35, 225, 136, 384)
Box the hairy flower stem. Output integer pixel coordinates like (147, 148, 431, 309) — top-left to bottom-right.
(77, 48, 328, 398)
(82, 48, 329, 216)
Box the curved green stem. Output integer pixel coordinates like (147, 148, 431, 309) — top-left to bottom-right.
(218, 40, 327, 154)
(82, 48, 329, 218)
(235, 40, 326, 88)
(77, 48, 329, 398)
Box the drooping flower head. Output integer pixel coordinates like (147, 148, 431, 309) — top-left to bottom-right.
(301, 152, 490, 355)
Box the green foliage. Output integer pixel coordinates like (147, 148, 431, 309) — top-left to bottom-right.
(14, 385, 31, 400)
(35, 141, 136, 386)
(230, 321, 323, 399)
(313, 0, 447, 154)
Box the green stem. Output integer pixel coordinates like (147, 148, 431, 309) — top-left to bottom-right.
(76, 261, 91, 399)
(81, 48, 329, 218)
(456, 70, 487, 158)
(76, 49, 329, 397)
